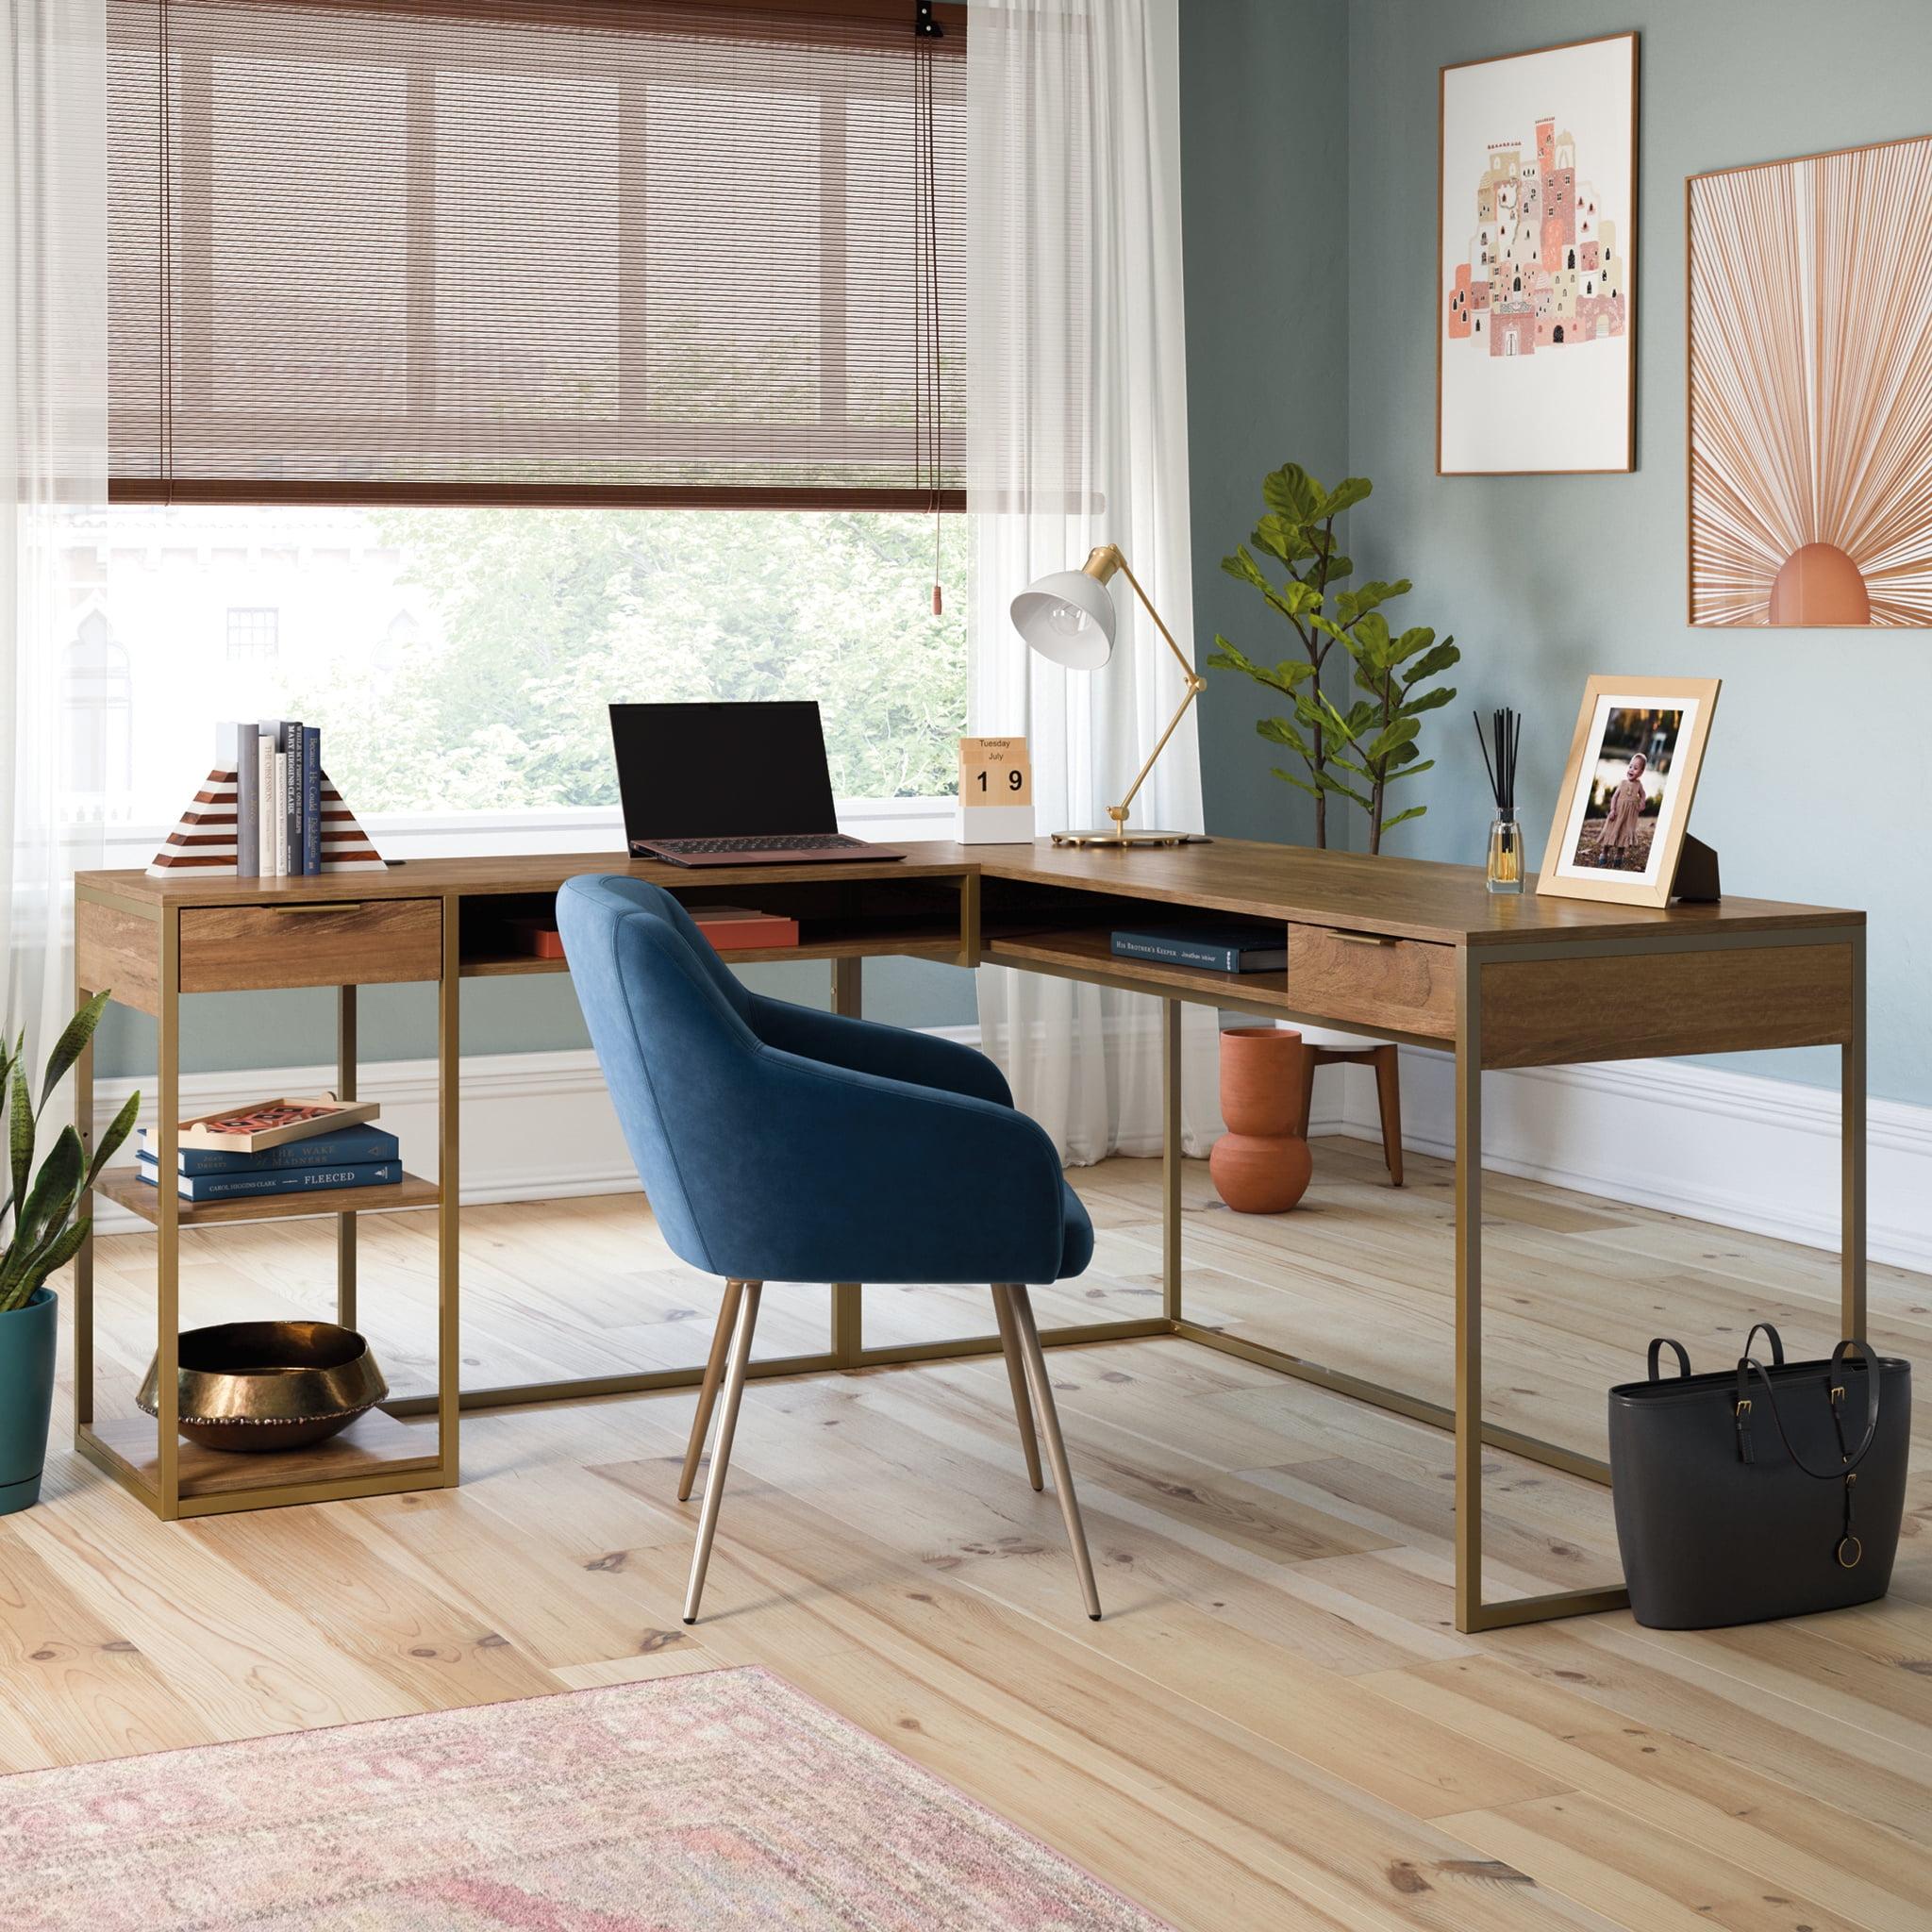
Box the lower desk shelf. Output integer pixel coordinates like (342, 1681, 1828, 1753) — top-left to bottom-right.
(84, 1405, 441, 1504)
(982, 927, 1293, 1008)
(95, 1168, 441, 1226)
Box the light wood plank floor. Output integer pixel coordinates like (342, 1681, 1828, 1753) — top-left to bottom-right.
(8, 1138, 1929, 1931)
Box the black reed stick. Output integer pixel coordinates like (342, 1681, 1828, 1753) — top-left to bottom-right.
(1474, 708, 1520, 814)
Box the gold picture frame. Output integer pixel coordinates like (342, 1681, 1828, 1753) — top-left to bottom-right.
(1537, 676, 1720, 908)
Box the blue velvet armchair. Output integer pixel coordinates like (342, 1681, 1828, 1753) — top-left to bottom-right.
(557, 874, 1102, 1624)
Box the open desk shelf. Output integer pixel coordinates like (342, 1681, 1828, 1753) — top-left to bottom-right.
(84, 1406, 440, 1503)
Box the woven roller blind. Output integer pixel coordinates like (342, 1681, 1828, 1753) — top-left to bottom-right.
(107, 0, 964, 507)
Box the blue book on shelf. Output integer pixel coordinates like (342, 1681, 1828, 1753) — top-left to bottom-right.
(1110, 926, 1289, 974)
(302, 724, 322, 874)
(136, 1156, 403, 1202)
(137, 1123, 398, 1175)
(282, 719, 303, 880)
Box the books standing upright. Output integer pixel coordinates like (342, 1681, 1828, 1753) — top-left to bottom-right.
(146, 724, 389, 877)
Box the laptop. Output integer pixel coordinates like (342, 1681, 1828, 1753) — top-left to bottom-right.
(610, 700, 907, 867)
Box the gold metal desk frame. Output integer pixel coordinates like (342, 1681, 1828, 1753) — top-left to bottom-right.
(72, 841, 1866, 1634)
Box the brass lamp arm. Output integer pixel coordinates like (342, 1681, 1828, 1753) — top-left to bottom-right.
(1081, 544, 1206, 833)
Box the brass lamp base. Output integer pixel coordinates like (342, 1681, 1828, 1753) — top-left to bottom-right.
(1050, 827, 1193, 847)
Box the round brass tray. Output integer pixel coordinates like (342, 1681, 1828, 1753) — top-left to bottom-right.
(137, 1321, 389, 1454)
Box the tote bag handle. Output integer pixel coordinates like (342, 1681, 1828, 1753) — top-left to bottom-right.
(1732, 1340, 1882, 1476)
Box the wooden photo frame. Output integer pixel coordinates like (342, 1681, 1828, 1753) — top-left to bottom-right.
(1437, 31, 1638, 475)
(1538, 677, 1720, 908)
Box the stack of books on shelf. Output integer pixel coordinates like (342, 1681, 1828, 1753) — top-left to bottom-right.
(138, 1101, 402, 1205)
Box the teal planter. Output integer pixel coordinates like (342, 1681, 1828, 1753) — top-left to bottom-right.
(0, 1288, 58, 1515)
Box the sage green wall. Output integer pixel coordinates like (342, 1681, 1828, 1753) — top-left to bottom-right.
(1183, 0, 1350, 850)
(1185, 0, 1932, 1107)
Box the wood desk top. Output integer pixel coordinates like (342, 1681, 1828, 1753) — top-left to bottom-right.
(78, 837, 1858, 949)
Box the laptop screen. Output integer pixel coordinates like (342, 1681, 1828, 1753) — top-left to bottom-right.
(609, 700, 840, 841)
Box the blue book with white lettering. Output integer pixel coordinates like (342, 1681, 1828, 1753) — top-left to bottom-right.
(136, 1156, 403, 1202)
(137, 1123, 399, 1175)
(302, 724, 323, 873)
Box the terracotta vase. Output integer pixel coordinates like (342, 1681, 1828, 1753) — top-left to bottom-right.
(1209, 1026, 1312, 1214)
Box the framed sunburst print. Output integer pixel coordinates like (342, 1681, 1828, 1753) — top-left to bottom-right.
(1438, 32, 1638, 475)
(1689, 133, 1932, 626)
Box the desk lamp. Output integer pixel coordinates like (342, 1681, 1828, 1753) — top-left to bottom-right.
(1009, 544, 1205, 846)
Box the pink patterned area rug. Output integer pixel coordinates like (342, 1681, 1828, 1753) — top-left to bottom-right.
(0, 1666, 1172, 1930)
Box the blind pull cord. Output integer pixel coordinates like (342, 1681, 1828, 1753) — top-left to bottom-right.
(915, 0, 944, 615)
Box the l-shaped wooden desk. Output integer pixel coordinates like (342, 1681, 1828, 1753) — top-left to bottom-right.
(72, 839, 1866, 1632)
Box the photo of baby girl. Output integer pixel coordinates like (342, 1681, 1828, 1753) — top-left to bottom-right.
(1570, 707, 1682, 873)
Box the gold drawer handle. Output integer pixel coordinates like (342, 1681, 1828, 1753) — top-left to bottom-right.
(1331, 930, 1397, 948)
(272, 902, 363, 915)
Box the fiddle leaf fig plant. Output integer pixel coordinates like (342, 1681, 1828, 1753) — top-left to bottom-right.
(0, 991, 139, 1315)
(1208, 463, 1459, 854)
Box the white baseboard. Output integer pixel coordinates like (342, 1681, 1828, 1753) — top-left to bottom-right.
(93, 1031, 1931, 1276)
(1318, 1045, 1932, 1276)
(93, 1049, 641, 1233)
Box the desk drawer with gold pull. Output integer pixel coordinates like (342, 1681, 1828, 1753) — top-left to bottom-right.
(178, 899, 441, 993)
(1287, 923, 1456, 1041)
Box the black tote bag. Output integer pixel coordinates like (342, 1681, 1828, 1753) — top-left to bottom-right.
(1607, 1324, 1909, 1629)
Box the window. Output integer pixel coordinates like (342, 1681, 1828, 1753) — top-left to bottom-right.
(97, 3, 968, 849)
(56, 502, 969, 835)
(63, 616, 134, 796)
(225, 608, 279, 661)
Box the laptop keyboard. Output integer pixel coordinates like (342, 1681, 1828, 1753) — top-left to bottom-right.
(645, 833, 866, 855)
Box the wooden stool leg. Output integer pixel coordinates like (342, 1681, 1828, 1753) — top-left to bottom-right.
(1295, 1044, 1318, 1140)
(1374, 1045, 1405, 1188)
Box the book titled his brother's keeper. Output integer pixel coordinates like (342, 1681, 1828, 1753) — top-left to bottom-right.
(1109, 924, 1289, 974)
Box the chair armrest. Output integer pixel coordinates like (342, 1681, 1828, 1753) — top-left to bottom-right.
(746, 995, 1013, 1108)
(682, 1042, 1065, 1286)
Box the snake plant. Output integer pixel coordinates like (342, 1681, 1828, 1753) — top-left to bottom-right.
(1, 992, 139, 1315)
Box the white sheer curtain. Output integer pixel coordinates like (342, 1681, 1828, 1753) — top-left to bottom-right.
(965, 0, 1221, 1161)
(3, 1, 109, 1079)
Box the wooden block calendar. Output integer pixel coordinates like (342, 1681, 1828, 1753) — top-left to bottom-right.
(955, 737, 1036, 844)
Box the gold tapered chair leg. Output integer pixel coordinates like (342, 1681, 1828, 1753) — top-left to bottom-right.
(678, 1279, 745, 1503)
(991, 1285, 1044, 1491)
(1000, 1284, 1102, 1620)
(683, 1282, 762, 1625)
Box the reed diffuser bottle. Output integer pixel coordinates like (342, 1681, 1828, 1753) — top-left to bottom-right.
(1475, 708, 1524, 894)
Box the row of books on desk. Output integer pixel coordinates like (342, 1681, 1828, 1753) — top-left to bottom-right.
(137, 1122, 402, 1202)
(217, 719, 324, 877)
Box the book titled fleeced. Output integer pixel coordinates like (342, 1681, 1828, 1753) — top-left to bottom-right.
(1109, 926, 1288, 974)
(137, 1122, 399, 1175)
(135, 1156, 403, 1202)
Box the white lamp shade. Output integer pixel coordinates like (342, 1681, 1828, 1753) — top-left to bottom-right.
(1009, 568, 1117, 671)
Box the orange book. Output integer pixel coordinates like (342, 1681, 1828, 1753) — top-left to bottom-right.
(691, 905, 800, 950)
(506, 920, 567, 959)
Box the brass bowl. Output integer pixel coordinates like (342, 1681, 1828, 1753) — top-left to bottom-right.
(137, 1321, 389, 1453)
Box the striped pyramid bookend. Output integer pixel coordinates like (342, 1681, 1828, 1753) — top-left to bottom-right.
(317, 772, 387, 873)
(147, 769, 387, 878)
